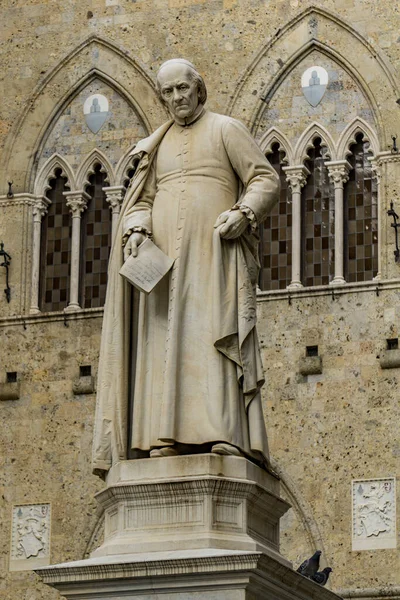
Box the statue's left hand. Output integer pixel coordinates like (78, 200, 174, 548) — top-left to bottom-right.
(214, 210, 249, 239)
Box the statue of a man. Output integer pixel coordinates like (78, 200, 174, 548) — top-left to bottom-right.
(92, 59, 279, 477)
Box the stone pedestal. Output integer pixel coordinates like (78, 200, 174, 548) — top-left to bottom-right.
(37, 549, 340, 599)
(93, 454, 290, 562)
(36, 456, 341, 600)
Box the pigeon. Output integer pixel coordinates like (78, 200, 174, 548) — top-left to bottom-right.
(311, 567, 332, 586)
(296, 550, 322, 578)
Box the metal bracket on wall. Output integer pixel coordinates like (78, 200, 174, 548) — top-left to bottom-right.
(387, 201, 400, 263)
(0, 242, 11, 302)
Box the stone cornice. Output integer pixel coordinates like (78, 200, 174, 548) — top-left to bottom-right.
(95, 478, 288, 515)
(0, 193, 37, 207)
(257, 278, 400, 302)
(3, 280, 400, 327)
(374, 150, 400, 165)
(337, 587, 400, 599)
(0, 307, 103, 328)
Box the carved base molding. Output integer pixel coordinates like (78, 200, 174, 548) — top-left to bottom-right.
(37, 549, 341, 599)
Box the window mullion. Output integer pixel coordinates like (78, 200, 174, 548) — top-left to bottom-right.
(64, 191, 90, 312)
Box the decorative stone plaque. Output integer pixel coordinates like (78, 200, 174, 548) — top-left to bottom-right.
(10, 504, 51, 571)
(352, 478, 396, 550)
(301, 66, 328, 107)
(83, 94, 109, 133)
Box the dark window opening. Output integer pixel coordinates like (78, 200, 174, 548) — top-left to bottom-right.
(80, 365, 92, 377)
(344, 134, 378, 282)
(301, 138, 334, 287)
(306, 345, 319, 357)
(6, 372, 17, 383)
(260, 143, 291, 290)
(387, 338, 398, 350)
(39, 170, 71, 312)
(80, 164, 112, 309)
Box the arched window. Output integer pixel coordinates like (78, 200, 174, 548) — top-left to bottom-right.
(39, 170, 71, 312)
(261, 143, 291, 290)
(301, 138, 334, 287)
(80, 164, 111, 308)
(344, 134, 378, 282)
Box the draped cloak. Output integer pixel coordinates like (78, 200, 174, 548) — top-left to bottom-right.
(92, 110, 280, 474)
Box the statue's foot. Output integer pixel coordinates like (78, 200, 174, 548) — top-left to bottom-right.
(211, 443, 242, 456)
(149, 446, 179, 458)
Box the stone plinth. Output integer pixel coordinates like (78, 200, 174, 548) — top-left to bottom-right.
(37, 549, 341, 600)
(36, 456, 342, 599)
(92, 455, 290, 563)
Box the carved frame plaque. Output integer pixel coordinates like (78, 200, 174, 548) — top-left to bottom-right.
(9, 503, 51, 571)
(352, 478, 396, 551)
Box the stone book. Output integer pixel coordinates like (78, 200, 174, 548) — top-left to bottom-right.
(119, 238, 174, 294)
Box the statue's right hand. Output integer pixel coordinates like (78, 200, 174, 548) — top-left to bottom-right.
(124, 232, 146, 261)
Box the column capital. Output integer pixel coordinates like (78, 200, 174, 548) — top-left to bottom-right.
(325, 160, 352, 186)
(368, 158, 382, 183)
(63, 190, 91, 215)
(282, 165, 310, 193)
(103, 186, 125, 211)
(32, 195, 51, 221)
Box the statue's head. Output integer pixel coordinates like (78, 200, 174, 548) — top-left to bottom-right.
(156, 59, 207, 121)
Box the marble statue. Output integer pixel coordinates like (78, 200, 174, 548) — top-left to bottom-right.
(92, 59, 279, 477)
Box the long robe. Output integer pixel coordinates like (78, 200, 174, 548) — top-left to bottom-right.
(92, 110, 279, 474)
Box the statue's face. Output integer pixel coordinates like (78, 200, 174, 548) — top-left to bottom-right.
(158, 64, 200, 120)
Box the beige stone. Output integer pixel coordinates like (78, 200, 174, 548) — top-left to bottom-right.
(36, 550, 342, 600)
(1, 2, 400, 598)
(93, 62, 279, 474)
(92, 455, 290, 562)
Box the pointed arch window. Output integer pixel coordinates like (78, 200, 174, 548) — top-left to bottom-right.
(261, 143, 291, 290)
(344, 134, 378, 282)
(39, 170, 71, 312)
(301, 138, 334, 287)
(80, 163, 112, 308)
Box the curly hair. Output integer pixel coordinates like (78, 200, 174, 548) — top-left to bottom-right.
(156, 59, 207, 106)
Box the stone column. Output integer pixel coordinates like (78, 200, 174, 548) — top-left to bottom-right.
(63, 191, 90, 313)
(370, 158, 382, 280)
(104, 186, 125, 245)
(283, 165, 309, 289)
(29, 196, 51, 315)
(326, 160, 351, 285)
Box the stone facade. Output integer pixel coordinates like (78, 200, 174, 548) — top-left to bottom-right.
(1, 1, 400, 598)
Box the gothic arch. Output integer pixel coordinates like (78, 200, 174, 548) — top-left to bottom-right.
(76, 149, 115, 190)
(1, 35, 168, 195)
(34, 154, 75, 197)
(259, 127, 293, 165)
(227, 6, 399, 148)
(294, 123, 335, 165)
(337, 117, 380, 160)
